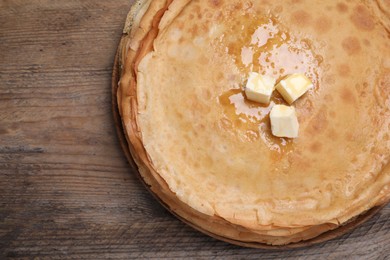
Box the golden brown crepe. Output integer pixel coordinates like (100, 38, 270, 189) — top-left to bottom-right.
(118, 0, 390, 245)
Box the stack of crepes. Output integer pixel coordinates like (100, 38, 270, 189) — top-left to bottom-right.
(117, 0, 390, 246)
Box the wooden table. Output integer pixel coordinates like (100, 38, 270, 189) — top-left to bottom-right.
(0, 1, 389, 258)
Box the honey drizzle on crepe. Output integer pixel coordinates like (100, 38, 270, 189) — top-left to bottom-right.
(219, 89, 292, 154)
(219, 15, 321, 86)
(214, 14, 321, 154)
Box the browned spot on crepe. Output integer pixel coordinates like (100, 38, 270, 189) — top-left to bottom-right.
(232, 2, 242, 10)
(327, 128, 339, 140)
(377, 70, 390, 104)
(329, 110, 336, 118)
(209, 0, 222, 8)
(338, 63, 351, 77)
(342, 37, 361, 55)
(291, 10, 312, 27)
(315, 16, 332, 34)
(189, 24, 199, 37)
(340, 86, 357, 105)
(308, 107, 328, 134)
(337, 3, 348, 13)
(379, 70, 390, 91)
(350, 5, 375, 31)
(310, 141, 323, 153)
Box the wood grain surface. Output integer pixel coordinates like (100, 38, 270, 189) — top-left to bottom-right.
(0, 0, 389, 259)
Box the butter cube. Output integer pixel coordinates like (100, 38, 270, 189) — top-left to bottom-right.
(270, 105, 299, 138)
(245, 72, 276, 104)
(276, 74, 313, 104)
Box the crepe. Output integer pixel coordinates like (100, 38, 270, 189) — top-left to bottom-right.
(118, 0, 390, 245)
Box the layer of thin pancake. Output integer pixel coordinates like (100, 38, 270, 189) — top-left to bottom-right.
(135, 0, 390, 227)
(119, 0, 390, 241)
(118, 0, 341, 243)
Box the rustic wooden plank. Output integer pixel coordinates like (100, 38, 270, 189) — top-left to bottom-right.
(0, 0, 389, 259)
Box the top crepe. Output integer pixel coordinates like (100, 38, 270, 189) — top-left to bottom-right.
(118, 0, 390, 245)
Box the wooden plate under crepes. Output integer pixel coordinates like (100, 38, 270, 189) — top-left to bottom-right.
(113, 0, 390, 248)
